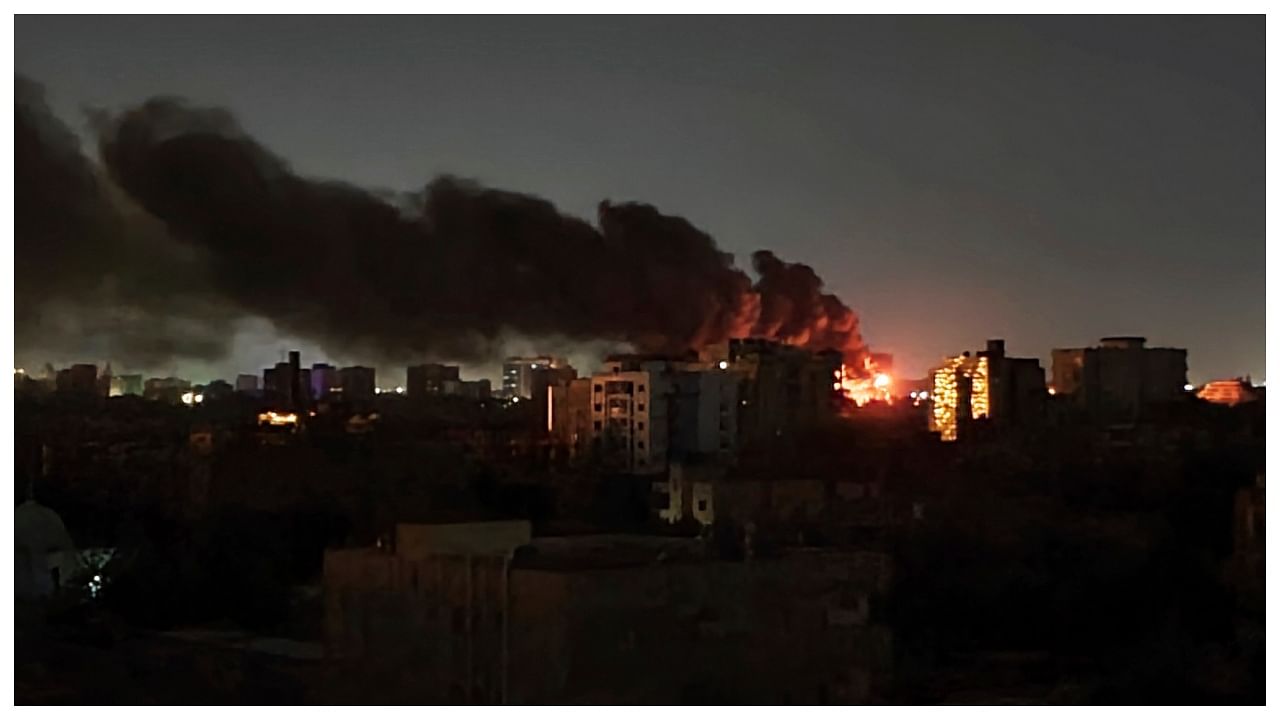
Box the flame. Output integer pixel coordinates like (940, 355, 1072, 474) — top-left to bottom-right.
(258, 410, 299, 426)
(837, 357, 893, 407)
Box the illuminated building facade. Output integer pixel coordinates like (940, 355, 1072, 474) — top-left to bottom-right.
(929, 355, 988, 441)
(1197, 379, 1259, 407)
(928, 339, 1046, 441)
(588, 366, 669, 474)
(109, 374, 143, 397)
(501, 356, 568, 399)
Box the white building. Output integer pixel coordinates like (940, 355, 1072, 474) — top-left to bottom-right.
(16, 500, 81, 599)
(589, 365, 669, 474)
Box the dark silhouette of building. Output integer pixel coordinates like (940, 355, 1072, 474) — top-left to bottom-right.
(1051, 336, 1187, 421)
(339, 366, 377, 402)
(55, 363, 98, 397)
(407, 363, 461, 399)
(143, 376, 190, 404)
(726, 339, 842, 441)
(235, 373, 260, 394)
(311, 363, 339, 400)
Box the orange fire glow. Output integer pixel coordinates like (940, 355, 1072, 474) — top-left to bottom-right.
(836, 357, 893, 407)
(258, 410, 299, 426)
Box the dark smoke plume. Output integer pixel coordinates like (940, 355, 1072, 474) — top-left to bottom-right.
(16, 76, 238, 368)
(18, 80, 869, 370)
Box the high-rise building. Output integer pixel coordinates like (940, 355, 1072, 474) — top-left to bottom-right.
(501, 356, 569, 399)
(311, 363, 339, 400)
(725, 339, 840, 441)
(1051, 336, 1187, 421)
(928, 339, 1045, 441)
(550, 378, 594, 458)
(668, 368, 740, 460)
(588, 367, 669, 474)
(526, 366, 579, 429)
(262, 351, 311, 408)
(339, 366, 377, 402)
(407, 363, 461, 399)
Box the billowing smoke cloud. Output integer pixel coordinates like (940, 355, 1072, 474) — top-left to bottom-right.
(18, 79, 870, 373)
(16, 76, 239, 369)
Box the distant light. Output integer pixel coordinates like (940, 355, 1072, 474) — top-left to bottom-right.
(512, 396, 521, 403)
(919, 391, 929, 400)
(395, 386, 405, 394)
(193, 394, 204, 404)
(14, 368, 24, 375)
(909, 391, 918, 399)
(717, 360, 729, 370)
(872, 373, 891, 390)
(93, 575, 101, 583)
(1047, 387, 1056, 395)
(530, 364, 537, 369)
(1184, 383, 1195, 392)
(375, 388, 382, 394)
(181, 391, 195, 405)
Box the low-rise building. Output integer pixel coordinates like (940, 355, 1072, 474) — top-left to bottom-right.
(407, 363, 461, 399)
(143, 376, 191, 404)
(324, 522, 892, 703)
(1197, 378, 1260, 407)
(109, 374, 144, 397)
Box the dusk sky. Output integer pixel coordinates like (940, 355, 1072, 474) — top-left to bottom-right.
(16, 16, 1264, 383)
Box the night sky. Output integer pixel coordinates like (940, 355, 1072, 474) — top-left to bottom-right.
(15, 16, 1264, 384)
